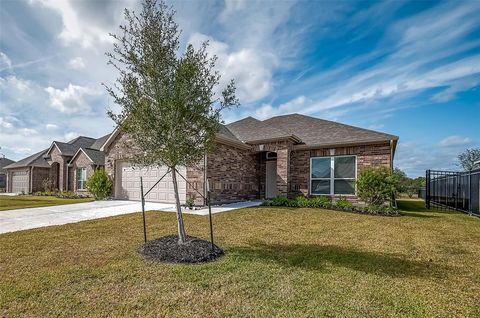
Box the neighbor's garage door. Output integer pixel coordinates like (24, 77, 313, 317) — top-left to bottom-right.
(115, 162, 186, 203)
(11, 170, 29, 193)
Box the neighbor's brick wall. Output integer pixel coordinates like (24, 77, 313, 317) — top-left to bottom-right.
(206, 143, 258, 204)
(290, 142, 392, 201)
(70, 151, 95, 193)
(48, 147, 68, 191)
(31, 167, 51, 193)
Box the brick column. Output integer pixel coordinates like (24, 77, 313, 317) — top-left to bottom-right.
(276, 149, 290, 196)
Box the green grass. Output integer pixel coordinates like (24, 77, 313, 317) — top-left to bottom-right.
(1, 199, 479, 317)
(0, 195, 93, 211)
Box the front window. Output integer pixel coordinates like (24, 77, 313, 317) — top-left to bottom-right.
(311, 156, 356, 195)
(76, 167, 87, 190)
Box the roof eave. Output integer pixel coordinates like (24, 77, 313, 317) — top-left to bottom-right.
(215, 134, 251, 150)
(293, 139, 397, 150)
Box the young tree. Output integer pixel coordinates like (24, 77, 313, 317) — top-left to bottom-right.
(457, 148, 480, 171)
(105, 0, 239, 243)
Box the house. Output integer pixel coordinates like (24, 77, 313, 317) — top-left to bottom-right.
(0, 157, 15, 192)
(101, 114, 398, 205)
(4, 134, 110, 194)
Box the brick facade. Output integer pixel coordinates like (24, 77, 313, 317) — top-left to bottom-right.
(290, 143, 392, 201)
(206, 143, 259, 204)
(70, 151, 96, 194)
(105, 131, 393, 205)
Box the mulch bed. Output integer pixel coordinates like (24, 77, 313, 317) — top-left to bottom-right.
(139, 235, 224, 264)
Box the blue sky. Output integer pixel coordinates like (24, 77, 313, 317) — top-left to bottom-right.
(0, 0, 479, 177)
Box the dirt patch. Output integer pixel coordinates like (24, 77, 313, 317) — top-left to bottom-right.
(140, 235, 224, 263)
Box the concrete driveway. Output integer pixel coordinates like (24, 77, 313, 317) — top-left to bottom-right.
(0, 200, 262, 234)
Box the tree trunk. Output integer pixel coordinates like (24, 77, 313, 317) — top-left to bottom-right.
(171, 167, 187, 243)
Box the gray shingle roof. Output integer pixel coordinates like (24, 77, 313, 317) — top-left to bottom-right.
(0, 158, 15, 172)
(263, 114, 398, 146)
(225, 113, 398, 146)
(3, 149, 50, 169)
(81, 148, 105, 165)
(90, 133, 111, 150)
(6, 134, 109, 169)
(226, 117, 293, 143)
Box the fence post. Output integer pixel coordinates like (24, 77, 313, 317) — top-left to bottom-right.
(426, 170, 430, 209)
(468, 170, 472, 215)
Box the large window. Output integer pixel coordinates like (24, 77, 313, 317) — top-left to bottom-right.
(76, 167, 87, 190)
(310, 156, 356, 195)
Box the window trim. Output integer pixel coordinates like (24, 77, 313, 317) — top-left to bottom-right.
(76, 167, 87, 190)
(309, 155, 357, 196)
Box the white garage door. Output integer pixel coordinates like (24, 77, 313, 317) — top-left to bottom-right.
(11, 170, 29, 193)
(116, 162, 186, 203)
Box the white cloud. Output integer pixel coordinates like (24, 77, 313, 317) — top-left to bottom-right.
(0, 75, 31, 92)
(46, 123, 58, 130)
(45, 84, 101, 113)
(255, 96, 306, 119)
(0, 117, 14, 129)
(19, 128, 38, 136)
(29, 0, 115, 48)
(68, 57, 85, 70)
(0, 52, 12, 70)
(188, 33, 274, 103)
(439, 135, 473, 147)
(64, 131, 80, 141)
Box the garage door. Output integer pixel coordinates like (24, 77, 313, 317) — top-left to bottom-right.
(11, 170, 29, 193)
(116, 162, 186, 203)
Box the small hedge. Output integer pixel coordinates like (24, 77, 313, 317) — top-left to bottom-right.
(261, 195, 398, 216)
(33, 191, 90, 199)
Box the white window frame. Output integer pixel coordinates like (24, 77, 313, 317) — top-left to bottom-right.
(309, 155, 357, 196)
(76, 167, 87, 190)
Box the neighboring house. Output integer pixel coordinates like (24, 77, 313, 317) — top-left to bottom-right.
(4, 134, 110, 194)
(0, 157, 15, 192)
(101, 114, 398, 205)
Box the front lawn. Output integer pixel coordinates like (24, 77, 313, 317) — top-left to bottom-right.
(0, 195, 93, 211)
(1, 200, 479, 317)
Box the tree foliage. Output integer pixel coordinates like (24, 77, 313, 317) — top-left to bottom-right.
(86, 169, 113, 200)
(357, 166, 399, 206)
(457, 148, 480, 171)
(104, 0, 238, 243)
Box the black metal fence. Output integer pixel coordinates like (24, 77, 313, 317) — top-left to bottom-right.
(425, 169, 480, 216)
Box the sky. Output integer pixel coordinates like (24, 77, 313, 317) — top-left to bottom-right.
(0, 0, 479, 177)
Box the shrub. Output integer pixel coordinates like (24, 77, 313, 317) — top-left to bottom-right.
(42, 178, 55, 192)
(309, 195, 331, 208)
(356, 166, 398, 206)
(185, 197, 195, 209)
(86, 168, 112, 200)
(294, 195, 310, 207)
(56, 191, 81, 199)
(270, 195, 291, 206)
(335, 197, 353, 209)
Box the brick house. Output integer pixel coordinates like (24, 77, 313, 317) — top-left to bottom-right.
(0, 157, 15, 192)
(101, 114, 398, 205)
(4, 134, 110, 194)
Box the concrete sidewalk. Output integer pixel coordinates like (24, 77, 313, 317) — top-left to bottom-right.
(0, 200, 262, 234)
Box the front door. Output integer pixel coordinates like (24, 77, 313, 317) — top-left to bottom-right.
(266, 160, 277, 199)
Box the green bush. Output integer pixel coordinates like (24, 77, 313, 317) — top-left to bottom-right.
(55, 191, 81, 199)
(356, 166, 398, 206)
(335, 197, 353, 209)
(261, 194, 398, 216)
(86, 168, 113, 200)
(309, 196, 331, 208)
(294, 195, 310, 207)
